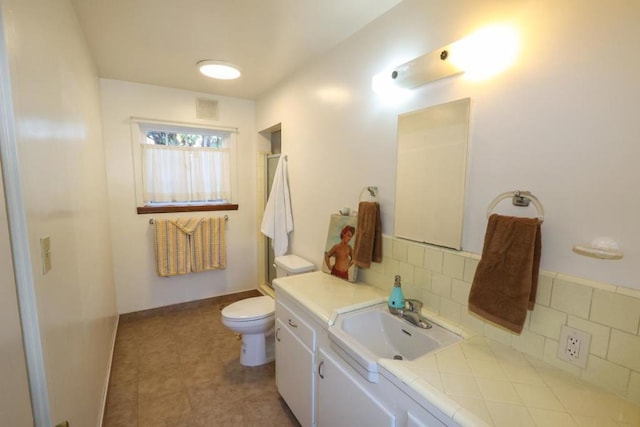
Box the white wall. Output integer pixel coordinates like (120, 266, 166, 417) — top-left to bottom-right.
(100, 79, 258, 314)
(1, 0, 118, 425)
(256, 0, 640, 291)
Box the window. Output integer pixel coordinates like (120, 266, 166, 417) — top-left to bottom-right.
(132, 119, 238, 214)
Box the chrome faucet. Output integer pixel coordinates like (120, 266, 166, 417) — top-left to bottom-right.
(405, 299, 422, 314)
(399, 299, 432, 329)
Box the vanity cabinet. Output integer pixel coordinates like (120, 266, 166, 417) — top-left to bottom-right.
(316, 346, 395, 427)
(274, 277, 456, 427)
(275, 298, 316, 427)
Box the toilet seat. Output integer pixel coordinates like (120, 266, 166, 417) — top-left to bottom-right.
(221, 296, 274, 322)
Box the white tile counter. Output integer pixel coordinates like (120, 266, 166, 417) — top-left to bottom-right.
(274, 271, 640, 426)
(274, 271, 387, 325)
(381, 337, 640, 426)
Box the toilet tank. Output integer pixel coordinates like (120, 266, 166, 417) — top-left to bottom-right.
(274, 255, 314, 278)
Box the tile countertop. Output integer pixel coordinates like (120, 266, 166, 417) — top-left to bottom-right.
(273, 271, 387, 325)
(273, 271, 640, 427)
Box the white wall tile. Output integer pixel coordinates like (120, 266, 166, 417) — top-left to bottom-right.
(628, 371, 640, 405)
(383, 256, 400, 277)
(443, 252, 465, 280)
(556, 273, 617, 293)
(407, 244, 424, 267)
(529, 305, 567, 339)
(451, 279, 471, 306)
(591, 289, 640, 334)
(398, 262, 415, 285)
(358, 269, 386, 290)
(511, 329, 545, 360)
(608, 329, 640, 372)
(550, 278, 592, 319)
(369, 257, 385, 273)
(403, 281, 422, 301)
(382, 236, 393, 260)
(431, 273, 452, 298)
(424, 247, 443, 273)
(483, 324, 513, 347)
(392, 239, 408, 262)
(535, 274, 553, 307)
(414, 267, 431, 289)
(422, 290, 441, 314)
(370, 237, 640, 400)
(459, 310, 487, 336)
(581, 355, 630, 396)
(617, 287, 640, 300)
(440, 298, 462, 324)
(463, 257, 478, 283)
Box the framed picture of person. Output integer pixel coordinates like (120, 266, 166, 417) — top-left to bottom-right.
(322, 214, 358, 282)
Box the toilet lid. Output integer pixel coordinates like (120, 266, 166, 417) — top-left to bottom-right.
(221, 296, 275, 321)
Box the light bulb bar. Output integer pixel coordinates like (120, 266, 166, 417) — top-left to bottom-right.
(390, 45, 462, 89)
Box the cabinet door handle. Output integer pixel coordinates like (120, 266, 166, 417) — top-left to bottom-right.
(275, 327, 281, 342)
(288, 319, 298, 328)
(318, 360, 325, 379)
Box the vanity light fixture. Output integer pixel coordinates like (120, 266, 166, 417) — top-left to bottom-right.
(389, 44, 462, 89)
(197, 60, 241, 80)
(381, 23, 520, 90)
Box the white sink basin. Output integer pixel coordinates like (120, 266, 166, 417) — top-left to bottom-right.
(329, 303, 461, 382)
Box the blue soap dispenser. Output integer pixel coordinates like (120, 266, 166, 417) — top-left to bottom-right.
(388, 275, 405, 314)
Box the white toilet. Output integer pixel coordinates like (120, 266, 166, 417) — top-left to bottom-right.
(221, 254, 314, 366)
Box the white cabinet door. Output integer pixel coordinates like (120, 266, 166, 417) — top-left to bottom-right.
(317, 347, 395, 427)
(275, 318, 314, 427)
(407, 411, 446, 427)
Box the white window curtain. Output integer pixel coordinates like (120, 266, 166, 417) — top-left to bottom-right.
(142, 144, 230, 203)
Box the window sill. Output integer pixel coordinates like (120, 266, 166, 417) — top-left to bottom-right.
(137, 204, 238, 214)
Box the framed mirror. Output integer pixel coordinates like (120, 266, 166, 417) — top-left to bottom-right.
(394, 98, 470, 250)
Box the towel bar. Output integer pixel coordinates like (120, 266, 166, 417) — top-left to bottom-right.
(149, 215, 228, 225)
(486, 191, 544, 222)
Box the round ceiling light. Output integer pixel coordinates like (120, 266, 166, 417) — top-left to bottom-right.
(197, 60, 241, 80)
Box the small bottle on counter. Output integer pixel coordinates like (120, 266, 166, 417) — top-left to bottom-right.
(388, 275, 405, 314)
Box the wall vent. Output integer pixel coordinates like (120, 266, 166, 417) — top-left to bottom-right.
(196, 98, 219, 120)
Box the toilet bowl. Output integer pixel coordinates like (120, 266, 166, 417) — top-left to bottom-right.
(221, 255, 314, 366)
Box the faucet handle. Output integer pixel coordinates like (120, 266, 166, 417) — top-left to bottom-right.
(405, 299, 423, 313)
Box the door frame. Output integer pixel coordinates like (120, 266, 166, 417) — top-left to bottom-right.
(0, 8, 51, 426)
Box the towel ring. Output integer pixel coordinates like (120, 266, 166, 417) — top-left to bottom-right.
(358, 186, 378, 202)
(486, 190, 544, 222)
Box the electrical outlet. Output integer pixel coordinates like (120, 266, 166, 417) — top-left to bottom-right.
(557, 325, 591, 368)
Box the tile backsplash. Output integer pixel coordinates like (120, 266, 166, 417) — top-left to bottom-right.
(358, 235, 640, 405)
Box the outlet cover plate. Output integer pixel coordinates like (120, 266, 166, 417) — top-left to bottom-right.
(557, 324, 591, 368)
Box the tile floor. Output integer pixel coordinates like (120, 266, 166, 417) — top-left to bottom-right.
(103, 290, 301, 427)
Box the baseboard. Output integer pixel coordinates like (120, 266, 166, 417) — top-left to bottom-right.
(97, 315, 119, 427)
(119, 290, 261, 321)
(258, 282, 275, 298)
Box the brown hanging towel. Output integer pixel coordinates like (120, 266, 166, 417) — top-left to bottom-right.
(468, 214, 542, 333)
(353, 201, 382, 268)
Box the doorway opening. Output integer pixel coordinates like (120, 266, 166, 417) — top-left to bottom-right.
(257, 126, 281, 295)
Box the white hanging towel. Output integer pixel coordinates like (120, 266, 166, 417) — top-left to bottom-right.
(261, 155, 293, 256)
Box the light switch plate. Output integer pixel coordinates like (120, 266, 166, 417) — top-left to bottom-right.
(40, 236, 51, 274)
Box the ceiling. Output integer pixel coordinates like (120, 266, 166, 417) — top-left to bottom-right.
(71, 0, 402, 99)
